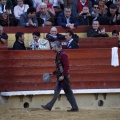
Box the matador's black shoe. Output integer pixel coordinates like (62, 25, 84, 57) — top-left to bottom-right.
(67, 108, 79, 112)
(41, 105, 51, 111)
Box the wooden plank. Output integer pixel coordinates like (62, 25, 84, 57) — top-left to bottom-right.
(0, 66, 120, 75)
(0, 49, 113, 59)
(3, 26, 120, 33)
(0, 80, 120, 91)
(0, 41, 8, 50)
(0, 73, 119, 83)
(0, 58, 111, 67)
(61, 37, 118, 48)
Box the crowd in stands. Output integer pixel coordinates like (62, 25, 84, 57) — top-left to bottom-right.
(0, 0, 120, 50)
(0, 0, 119, 26)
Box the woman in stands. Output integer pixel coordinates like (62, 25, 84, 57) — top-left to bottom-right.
(29, 31, 50, 50)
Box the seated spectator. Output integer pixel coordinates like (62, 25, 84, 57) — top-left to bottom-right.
(65, 30, 79, 49)
(36, 0, 55, 15)
(0, 5, 18, 26)
(112, 29, 119, 38)
(77, 6, 93, 26)
(87, 20, 109, 37)
(104, 4, 119, 25)
(14, 0, 29, 20)
(24, 0, 33, 7)
(36, 2, 54, 26)
(91, 2, 102, 20)
(18, 7, 38, 27)
(0, 25, 8, 44)
(29, 31, 50, 50)
(57, 6, 79, 29)
(114, 0, 120, 13)
(112, 29, 120, 47)
(63, 0, 74, 8)
(0, 0, 12, 13)
(46, 27, 65, 42)
(52, 0, 64, 12)
(72, 0, 92, 16)
(98, 0, 108, 15)
(13, 32, 26, 50)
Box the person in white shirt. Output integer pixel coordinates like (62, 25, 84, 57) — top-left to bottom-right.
(14, 0, 29, 20)
(30, 31, 50, 50)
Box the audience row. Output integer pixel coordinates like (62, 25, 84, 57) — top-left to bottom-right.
(0, 22, 119, 50)
(0, 0, 120, 27)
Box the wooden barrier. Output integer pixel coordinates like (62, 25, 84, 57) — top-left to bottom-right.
(61, 37, 119, 48)
(3, 26, 120, 33)
(0, 41, 8, 50)
(3, 26, 120, 48)
(0, 49, 120, 92)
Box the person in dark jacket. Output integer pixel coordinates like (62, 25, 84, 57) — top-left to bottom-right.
(104, 4, 119, 25)
(46, 27, 65, 42)
(77, 6, 93, 26)
(13, 32, 26, 50)
(87, 20, 109, 37)
(57, 6, 79, 29)
(18, 7, 38, 27)
(65, 30, 79, 49)
(0, 5, 18, 26)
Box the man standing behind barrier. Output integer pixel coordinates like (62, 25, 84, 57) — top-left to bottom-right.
(13, 32, 26, 50)
(41, 41, 79, 112)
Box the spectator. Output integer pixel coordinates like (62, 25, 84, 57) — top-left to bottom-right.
(57, 7, 79, 29)
(14, 0, 29, 20)
(112, 29, 120, 47)
(36, 2, 54, 26)
(91, 2, 102, 20)
(87, 20, 109, 37)
(77, 6, 93, 25)
(0, 5, 18, 26)
(46, 27, 65, 42)
(29, 31, 50, 50)
(24, 0, 33, 7)
(0, 25, 8, 44)
(104, 4, 118, 25)
(112, 29, 119, 37)
(65, 30, 79, 49)
(18, 7, 38, 27)
(72, 0, 92, 16)
(114, 0, 120, 13)
(0, 0, 12, 13)
(36, 0, 55, 15)
(98, 0, 108, 15)
(52, 0, 64, 11)
(63, 0, 74, 8)
(13, 32, 26, 50)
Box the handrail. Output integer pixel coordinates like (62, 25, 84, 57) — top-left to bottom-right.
(3, 26, 120, 33)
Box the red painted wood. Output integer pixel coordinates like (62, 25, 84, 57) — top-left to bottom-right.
(3, 26, 120, 33)
(0, 41, 8, 50)
(61, 37, 119, 48)
(0, 49, 120, 91)
(0, 73, 119, 83)
(0, 81, 120, 91)
(0, 49, 112, 59)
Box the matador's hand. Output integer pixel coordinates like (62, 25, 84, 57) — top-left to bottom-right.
(59, 76, 64, 81)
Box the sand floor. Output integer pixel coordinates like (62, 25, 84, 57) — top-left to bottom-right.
(0, 108, 120, 120)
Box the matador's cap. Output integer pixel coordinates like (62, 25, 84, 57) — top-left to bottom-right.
(51, 41, 61, 48)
